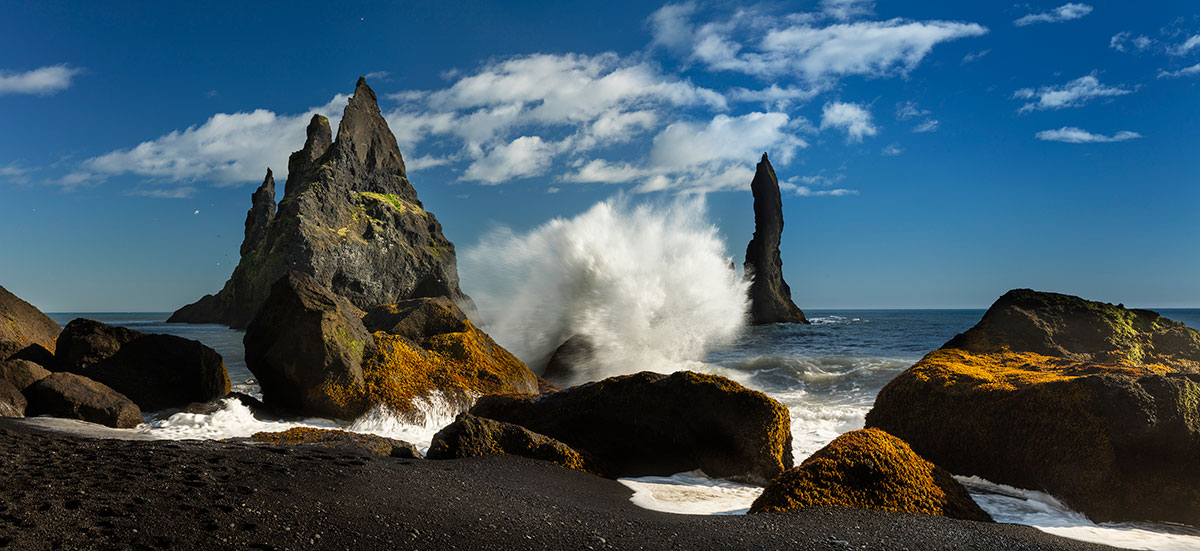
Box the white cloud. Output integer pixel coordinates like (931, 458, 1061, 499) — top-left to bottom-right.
(820, 0, 874, 21)
(1035, 127, 1142, 143)
(127, 186, 198, 199)
(655, 6, 986, 83)
(461, 136, 557, 184)
(1014, 3, 1093, 27)
(1170, 35, 1200, 56)
(648, 2, 698, 51)
(84, 95, 347, 186)
(1158, 63, 1200, 79)
(913, 119, 939, 133)
(820, 102, 877, 143)
(1013, 74, 1132, 113)
(794, 186, 857, 197)
(0, 163, 31, 177)
(0, 64, 81, 95)
(882, 144, 903, 156)
(1110, 32, 1153, 53)
(405, 154, 454, 171)
(728, 84, 824, 109)
(962, 49, 990, 63)
(896, 101, 929, 120)
(363, 70, 390, 80)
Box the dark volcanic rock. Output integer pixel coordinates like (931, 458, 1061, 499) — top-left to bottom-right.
(0, 284, 60, 353)
(170, 78, 471, 329)
(428, 413, 601, 474)
(750, 428, 991, 522)
(866, 289, 1200, 524)
(0, 340, 56, 369)
(0, 359, 51, 392)
(25, 372, 142, 428)
(249, 427, 422, 459)
(542, 335, 595, 385)
(0, 380, 25, 417)
(243, 271, 371, 419)
(471, 370, 793, 483)
(743, 153, 808, 325)
(55, 318, 231, 412)
(362, 296, 468, 340)
(241, 168, 277, 256)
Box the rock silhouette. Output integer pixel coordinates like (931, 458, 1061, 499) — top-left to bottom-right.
(744, 153, 808, 325)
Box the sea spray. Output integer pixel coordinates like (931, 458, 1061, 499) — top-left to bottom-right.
(461, 195, 749, 383)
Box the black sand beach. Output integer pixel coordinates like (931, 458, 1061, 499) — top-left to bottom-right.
(0, 419, 1113, 551)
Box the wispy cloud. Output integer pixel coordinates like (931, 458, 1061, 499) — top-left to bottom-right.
(961, 49, 990, 63)
(1013, 73, 1132, 113)
(1109, 32, 1153, 53)
(912, 119, 939, 133)
(1035, 127, 1142, 143)
(0, 64, 81, 95)
(1170, 34, 1200, 56)
(882, 144, 903, 156)
(126, 186, 198, 199)
(821, 102, 877, 143)
(1158, 63, 1200, 79)
(363, 70, 391, 80)
(1014, 3, 1093, 27)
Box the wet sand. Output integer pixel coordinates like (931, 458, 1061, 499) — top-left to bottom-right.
(0, 418, 1114, 550)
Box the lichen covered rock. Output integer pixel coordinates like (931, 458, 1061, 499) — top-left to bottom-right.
(471, 370, 792, 483)
(866, 289, 1200, 524)
(427, 413, 600, 474)
(750, 428, 991, 521)
(25, 372, 142, 428)
(170, 78, 471, 329)
(0, 284, 60, 353)
(250, 427, 422, 458)
(55, 318, 231, 412)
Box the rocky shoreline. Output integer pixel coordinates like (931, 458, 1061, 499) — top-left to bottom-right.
(0, 419, 1113, 551)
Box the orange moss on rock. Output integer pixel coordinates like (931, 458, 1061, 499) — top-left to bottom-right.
(906, 348, 1166, 393)
(750, 428, 990, 521)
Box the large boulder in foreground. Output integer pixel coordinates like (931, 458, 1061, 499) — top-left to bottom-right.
(471, 371, 793, 483)
(0, 284, 60, 353)
(1, 359, 50, 392)
(243, 271, 371, 420)
(170, 78, 472, 329)
(743, 153, 808, 325)
(866, 289, 1200, 524)
(427, 413, 601, 474)
(25, 372, 142, 428)
(249, 427, 422, 459)
(0, 380, 25, 417)
(750, 428, 991, 521)
(55, 318, 230, 412)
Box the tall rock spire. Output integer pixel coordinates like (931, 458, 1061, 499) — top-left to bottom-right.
(169, 78, 470, 329)
(241, 169, 276, 256)
(744, 153, 809, 325)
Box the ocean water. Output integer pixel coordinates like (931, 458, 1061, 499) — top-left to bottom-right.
(44, 309, 1200, 549)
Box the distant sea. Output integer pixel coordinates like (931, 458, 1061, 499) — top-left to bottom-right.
(46, 309, 1200, 550)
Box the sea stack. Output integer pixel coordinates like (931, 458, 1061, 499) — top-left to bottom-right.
(744, 153, 808, 325)
(169, 78, 471, 329)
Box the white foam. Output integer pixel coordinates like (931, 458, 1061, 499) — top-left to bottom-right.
(959, 476, 1200, 550)
(461, 195, 749, 384)
(619, 471, 764, 515)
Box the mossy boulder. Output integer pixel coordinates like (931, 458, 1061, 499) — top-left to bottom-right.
(55, 318, 231, 412)
(470, 370, 793, 483)
(750, 428, 990, 521)
(427, 413, 601, 474)
(333, 298, 539, 418)
(0, 284, 60, 353)
(243, 271, 371, 419)
(866, 289, 1200, 524)
(25, 372, 142, 428)
(249, 427, 421, 458)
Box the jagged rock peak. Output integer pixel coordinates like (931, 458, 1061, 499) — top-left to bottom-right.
(744, 152, 809, 325)
(285, 115, 333, 197)
(334, 77, 405, 175)
(241, 169, 276, 256)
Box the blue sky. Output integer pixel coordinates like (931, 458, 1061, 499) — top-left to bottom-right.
(2, 0, 1197, 312)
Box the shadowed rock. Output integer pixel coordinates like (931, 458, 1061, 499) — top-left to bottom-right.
(241, 169, 276, 256)
(0, 284, 60, 353)
(428, 413, 602, 474)
(744, 153, 808, 325)
(170, 78, 471, 329)
(867, 289, 1200, 524)
(542, 335, 595, 385)
(751, 428, 991, 522)
(0, 359, 50, 392)
(0, 380, 24, 417)
(55, 318, 231, 412)
(471, 370, 793, 483)
(25, 372, 142, 428)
